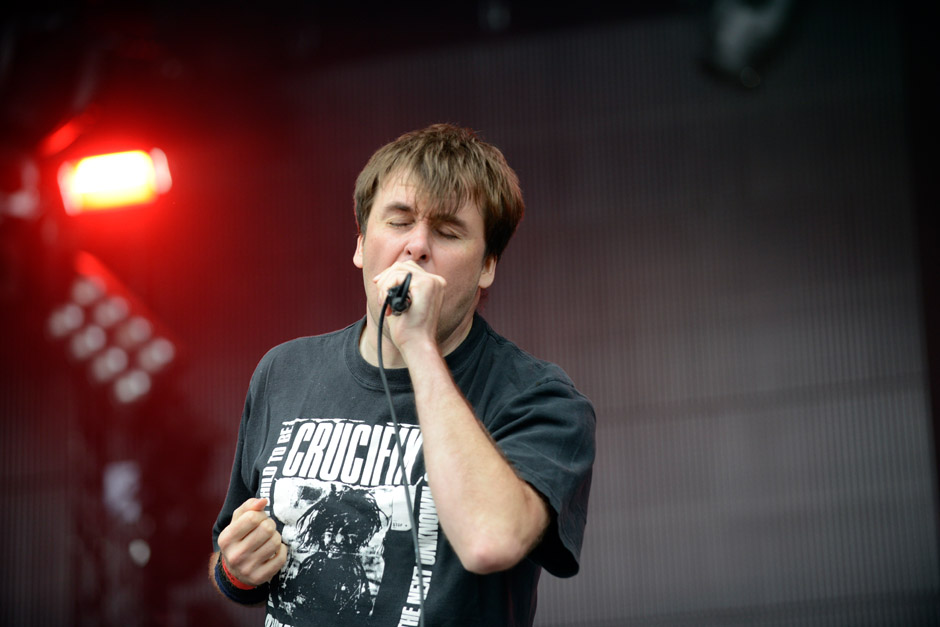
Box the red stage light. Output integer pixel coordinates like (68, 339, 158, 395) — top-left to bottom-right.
(58, 149, 172, 215)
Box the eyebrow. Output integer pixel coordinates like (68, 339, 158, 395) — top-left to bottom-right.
(384, 202, 415, 215)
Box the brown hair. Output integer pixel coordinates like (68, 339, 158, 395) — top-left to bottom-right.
(353, 123, 525, 262)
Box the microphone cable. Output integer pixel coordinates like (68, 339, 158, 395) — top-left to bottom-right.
(377, 273, 426, 627)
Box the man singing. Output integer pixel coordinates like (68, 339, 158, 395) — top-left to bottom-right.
(210, 123, 596, 626)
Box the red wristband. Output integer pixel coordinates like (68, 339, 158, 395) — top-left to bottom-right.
(220, 555, 258, 590)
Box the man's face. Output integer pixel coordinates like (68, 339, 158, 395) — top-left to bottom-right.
(353, 170, 496, 346)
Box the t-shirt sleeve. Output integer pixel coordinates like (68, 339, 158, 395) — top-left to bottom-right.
(487, 373, 596, 578)
(211, 358, 269, 551)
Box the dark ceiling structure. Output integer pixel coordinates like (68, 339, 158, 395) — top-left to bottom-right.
(0, 2, 699, 151)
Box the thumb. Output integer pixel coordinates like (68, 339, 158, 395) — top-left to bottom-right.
(233, 497, 268, 519)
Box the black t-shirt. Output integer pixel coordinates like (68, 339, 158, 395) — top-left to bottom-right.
(213, 314, 595, 627)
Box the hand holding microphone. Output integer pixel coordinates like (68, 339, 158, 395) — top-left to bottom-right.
(375, 261, 447, 360)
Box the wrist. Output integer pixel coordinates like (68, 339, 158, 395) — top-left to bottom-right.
(220, 553, 257, 590)
(214, 553, 269, 606)
(398, 335, 441, 367)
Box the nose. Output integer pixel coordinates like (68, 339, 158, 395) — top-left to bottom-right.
(403, 222, 430, 262)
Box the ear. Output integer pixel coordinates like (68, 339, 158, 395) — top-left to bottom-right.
(353, 234, 364, 269)
(478, 254, 496, 290)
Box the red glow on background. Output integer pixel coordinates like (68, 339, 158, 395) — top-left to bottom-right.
(37, 110, 99, 157)
(39, 120, 85, 157)
(58, 149, 172, 215)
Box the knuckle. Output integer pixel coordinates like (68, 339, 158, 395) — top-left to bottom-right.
(242, 512, 264, 527)
(226, 547, 245, 565)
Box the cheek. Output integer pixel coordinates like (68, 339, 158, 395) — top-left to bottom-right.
(443, 257, 485, 293)
(365, 233, 401, 266)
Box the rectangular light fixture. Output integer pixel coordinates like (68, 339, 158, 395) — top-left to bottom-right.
(58, 148, 172, 215)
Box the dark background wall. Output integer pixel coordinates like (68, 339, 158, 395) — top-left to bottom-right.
(0, 1, 937, 625)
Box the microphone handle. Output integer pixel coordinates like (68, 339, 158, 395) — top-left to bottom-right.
(388, 272, 412, 313)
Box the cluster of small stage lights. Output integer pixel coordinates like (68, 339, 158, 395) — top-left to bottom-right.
(47, 268, 175, 405)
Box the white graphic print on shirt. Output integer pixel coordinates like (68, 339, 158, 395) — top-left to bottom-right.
(261, 418, 438, 626)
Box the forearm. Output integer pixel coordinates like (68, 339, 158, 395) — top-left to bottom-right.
(406, 341, 549, 574)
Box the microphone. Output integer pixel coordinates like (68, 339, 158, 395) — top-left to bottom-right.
(387, 272, 412, 314)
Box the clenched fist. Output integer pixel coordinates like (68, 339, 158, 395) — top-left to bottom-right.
(217, 498, 287, 587)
